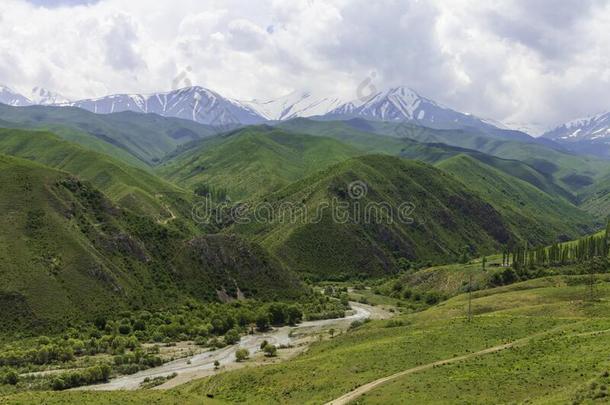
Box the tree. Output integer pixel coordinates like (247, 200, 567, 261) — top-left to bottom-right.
(268, 303, 288, 325)
(235, 348, 249, 362)
(255, 310, 270, 331)
(286, 305, 303, 325)
(224, 329, 240, 345)
(2, 370, 18, 385)
(263, 344, 277, 357)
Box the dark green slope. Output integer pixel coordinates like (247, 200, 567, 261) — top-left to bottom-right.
(579, 173, 610, 219)
(437, 154, 595, 244)
(158, 126, 362, 200)
(365, 120, 610, 195)
(276, 118, 409, 154)
(276, 119, 574, 201)
(0, 154, 303, 332)
(0, 128, 186, 219)
(0, 104, 217, 165)
(398, 143, 573, 201)
(230, 155, 513, 280)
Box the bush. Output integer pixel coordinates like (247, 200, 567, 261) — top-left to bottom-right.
(263, 344, 277, 357)
(224, 329, 240, 345)
(255, 310, 270, 331)
(349, 320, 364, 330)
(51, 364, 111, 390)
(235, 348, 249, 362)
(2, 370, 18, 385)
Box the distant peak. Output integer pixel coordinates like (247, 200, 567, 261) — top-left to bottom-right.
(386, 86, 421, 97)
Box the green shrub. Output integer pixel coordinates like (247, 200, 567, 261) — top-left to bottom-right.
(263, 344, 277, 357)
(235, 348, 249, 362)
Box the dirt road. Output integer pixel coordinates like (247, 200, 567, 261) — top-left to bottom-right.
(324, 341, 515, 405)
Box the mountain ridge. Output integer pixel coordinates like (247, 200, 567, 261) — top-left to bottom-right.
(0, 84, 533, 137)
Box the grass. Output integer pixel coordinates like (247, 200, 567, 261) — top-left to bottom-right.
(0, 391, 225, 404)
(3, 274, 610, 403)
(158, 126, 362, 200)
(0, 104, 216, 165)
(232, 154, 516, 279)
(438, 154, 596, 244)
(0, 128, 189, 219)
(363, 119, 610, 196)
(356, 321, 610, 404)
(0, 153, 305, 332)
(172, 274, 610, 404)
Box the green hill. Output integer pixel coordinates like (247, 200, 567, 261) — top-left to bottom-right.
(8, 273, 610, 404)
(361, 119, 610, 196)
(158, 126, 362, 200)
(276, 118, 410, 154)
(230, 155, 514, 280)
(0, 128, 187, 219)
(0, 154, 303, 332)
(276, 119, 575, 201)
(579, 172, 610, 219)
(0, 104, 217, 165)
(437, 154, 595, 244)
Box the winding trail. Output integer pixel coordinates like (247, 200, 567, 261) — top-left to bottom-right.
(77, 302, 382, 391)
(324, 341, 516, 405)
(325, 325, 610, 405)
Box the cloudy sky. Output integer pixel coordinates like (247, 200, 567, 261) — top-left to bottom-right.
(1, 0, 609, 130)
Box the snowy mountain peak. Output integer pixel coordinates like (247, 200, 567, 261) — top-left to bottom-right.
(543, 111, 610, 141)
(30, 87, 70, 105)
(0, 85, 32, 106)
(62, 86, 265, 127)
(0, 83, 538, 137)
(242, 90, 347, 121)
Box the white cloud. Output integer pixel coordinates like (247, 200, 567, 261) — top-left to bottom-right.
(1, 0, 609, 128)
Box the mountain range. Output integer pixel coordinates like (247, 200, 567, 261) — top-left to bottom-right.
(4, 81, 610, 159)
(0, 84, 546, 138)
(541, 111, 610, 158)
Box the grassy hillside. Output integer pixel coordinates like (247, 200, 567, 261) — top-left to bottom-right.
(158, 126, 362, 200)
(0, 154, 303, 332)
(152, 276, 610, 404)
(438, 154, 595, 244)
(364, 120, 610, 195)
(276, 118, 410, 154)
(0, 104, 217, 165)
(6, 274, 610, 404)
(579, 172, 610, 219)
(230, 155, 514, 280)
(277, 119, 575, 202)
(0, 128, 187, 219)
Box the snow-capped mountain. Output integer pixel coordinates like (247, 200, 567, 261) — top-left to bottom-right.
(540, 112, 610, 158)
(242, 91, 346, 121)
(0, 83, 536, 137)
(30, 87, 70, 105)
(543, 112, 610, 142)
(61, 87, 265, 127)
(501, 122, 551, 137)
(324, 86, 503, 133)
(0, 85, 32, 106)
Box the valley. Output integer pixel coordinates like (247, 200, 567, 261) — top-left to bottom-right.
(1, 92, 610, 404)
